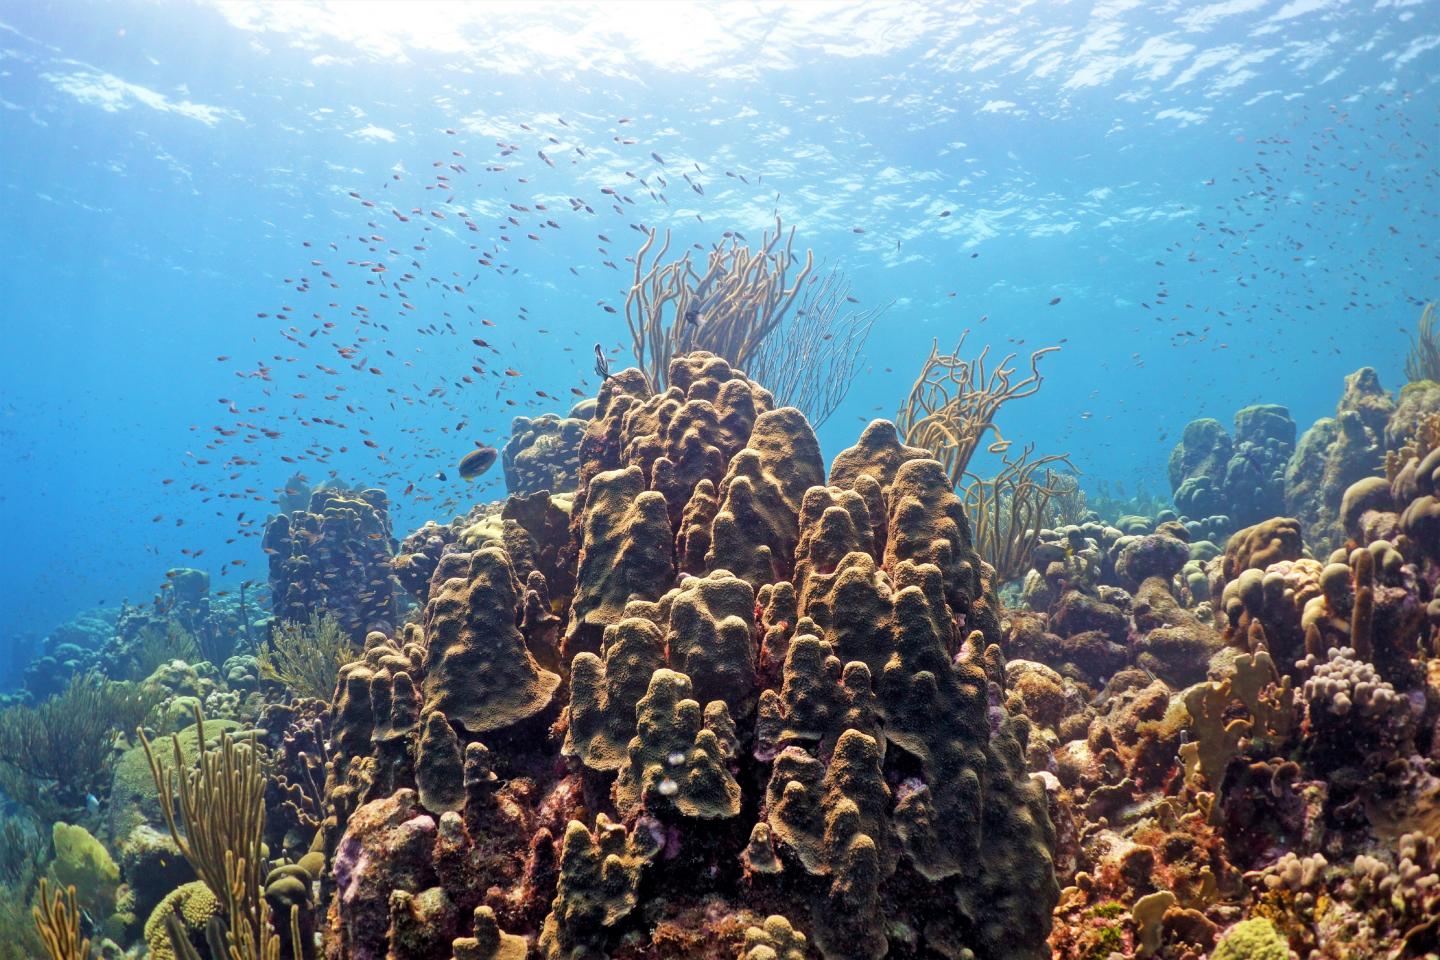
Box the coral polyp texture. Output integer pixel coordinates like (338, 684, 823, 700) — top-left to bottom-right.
(314, 352, 1058, 960)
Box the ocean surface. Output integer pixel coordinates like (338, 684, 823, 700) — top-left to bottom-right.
(0, 0, 1434, 679)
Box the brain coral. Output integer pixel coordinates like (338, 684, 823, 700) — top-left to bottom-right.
(316, 352, 1058, 960)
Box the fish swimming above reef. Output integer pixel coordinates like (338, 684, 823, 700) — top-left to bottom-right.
(457, 444, 498, 480)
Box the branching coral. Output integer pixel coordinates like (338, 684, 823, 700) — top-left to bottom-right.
(258, 610, 351, 700)
(896, 331, 1060, 489)
(962, 444, 1076, 583)
(1404, 301, 1438, 383)
(31, 879, 88, 960)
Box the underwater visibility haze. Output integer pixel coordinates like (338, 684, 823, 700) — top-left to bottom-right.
(0, 1, 1438, 959)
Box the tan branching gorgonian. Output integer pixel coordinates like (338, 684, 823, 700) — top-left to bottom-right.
(962, 445, 1075, 584)
(625, 215, 813, 392)
(897, 331, 1059, 489)
(625, 216, 889, 423)
(140, 705, 280, 960)
(1404, 301, 1438, 383)
(32, 879, 88, 960)
(1046, 471, 1089, 528)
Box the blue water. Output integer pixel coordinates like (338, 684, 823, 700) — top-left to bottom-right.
(0, 0, 1434, 676)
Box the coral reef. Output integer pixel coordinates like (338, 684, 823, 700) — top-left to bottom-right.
(9, 345, 1438, 960)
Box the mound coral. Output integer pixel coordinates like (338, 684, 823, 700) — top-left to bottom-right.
(501, 402, 591, 496)
(316, 351, 1059, 960)
(1170, 404, 1295, 527)
(1286, 372, 1390, 544)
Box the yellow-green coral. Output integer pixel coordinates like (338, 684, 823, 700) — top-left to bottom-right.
(143, 881, 221, 960)
(259, 610, 351, 700)
(740, 914, 809, 960)
(1179, 649, 1294, 795)
(47, 822, 118, 923)
(1212, 918, 1289, 960)
(451, 906, 527, 960)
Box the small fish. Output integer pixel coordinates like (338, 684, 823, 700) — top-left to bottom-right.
(434, 470, 448, 481)
(1048, 297, 1062, 306)
(458, 445, 498, 480)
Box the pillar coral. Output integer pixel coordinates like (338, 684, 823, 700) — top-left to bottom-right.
(563, 617, 667, 772)
(613, 668, 741, 820)
(707, 407, 825, 587)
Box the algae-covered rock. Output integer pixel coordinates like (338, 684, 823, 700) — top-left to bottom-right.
(109, 718, 242, 839)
